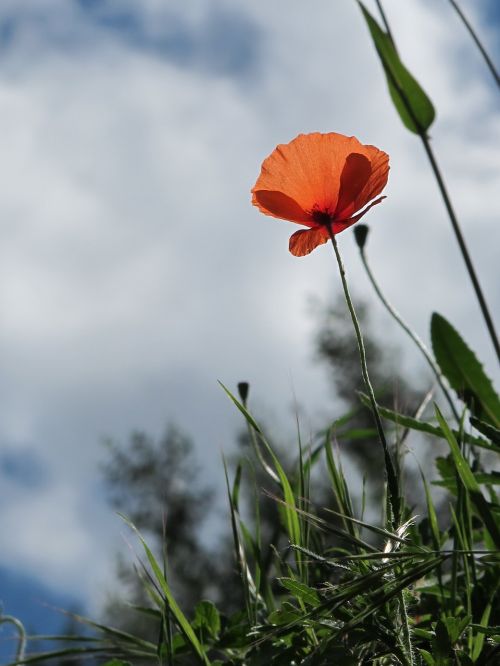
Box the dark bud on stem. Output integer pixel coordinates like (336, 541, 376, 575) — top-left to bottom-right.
(237, 381, 250, 405)
(354, 224, 370, 250)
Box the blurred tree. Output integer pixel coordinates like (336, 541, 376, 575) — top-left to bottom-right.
(101, 426, 221, 641)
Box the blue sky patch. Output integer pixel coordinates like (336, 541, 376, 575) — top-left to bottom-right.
(75, 0, 263, 78)
(0, 448, 48, 490)
(0, 566, 84, 663)
(0, 1, 263, 79)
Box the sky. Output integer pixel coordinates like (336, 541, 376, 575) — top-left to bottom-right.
(0, 0, 499, 658)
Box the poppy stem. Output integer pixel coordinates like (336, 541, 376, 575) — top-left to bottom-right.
(356, 233, 460, 425)
(326, 226, 401, 528)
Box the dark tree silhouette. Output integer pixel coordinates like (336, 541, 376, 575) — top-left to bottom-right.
(101, 426, 221, 641)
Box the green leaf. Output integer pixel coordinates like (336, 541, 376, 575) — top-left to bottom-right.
(435, 406, 500, 549)
(358, 392, 494, 451)
(471, 595, 495, 661)
(193, 600, 221, 639)
(419, 649, 436, 666)
(279, 577, 320, 606)
(443, 615, 471, 643)
(268, 602, 302, 626)
(118, 515, 210, 665)
(220, 382, 303, 570)
(470, 416, 500, 445)
(433, 620, 452, 659)
(470, 624, 500, 636)
(434, 471, 500, 489)
(431, 313, 500, 427)
(358, 2, 435, 133)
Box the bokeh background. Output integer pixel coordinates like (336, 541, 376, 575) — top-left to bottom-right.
(0, 0, 499, 654)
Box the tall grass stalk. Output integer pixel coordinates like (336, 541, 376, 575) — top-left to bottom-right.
(448, 0, 500, 87)
(354, 224, 460, 423)
(372, 0, 500, 363)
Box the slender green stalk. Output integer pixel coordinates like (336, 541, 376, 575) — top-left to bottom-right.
(355, 227, 460, 423)
(326, 225, 400, 527)
(375, 0, 397, 50)
(419, 134, 500, 363)
(0, 615, 26, 664)
(398, 590, 414, 666)
(374, 0, 500, 363)
(448, 0, 500, 87)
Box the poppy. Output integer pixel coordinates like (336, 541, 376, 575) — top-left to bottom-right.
(251, 132, 389, 256)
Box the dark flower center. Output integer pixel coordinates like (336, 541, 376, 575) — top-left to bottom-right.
(311, 207, 334, 226)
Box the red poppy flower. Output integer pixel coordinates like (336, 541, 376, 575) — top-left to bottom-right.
(251, 132, 389, 256)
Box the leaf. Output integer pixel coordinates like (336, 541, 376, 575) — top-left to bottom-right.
(434, 471, 500, 489)
(433, 620, 452, 659)
(118, 515, 210, 665)
(470, 624, 500, 636)
(443, 615, 471, 643)
(279, 577, 320, 606)
(470, 416, 500, 445)
(431, 313, 500, 427)
(268, 602, 302, 626)
(358, 2, 435, 133)
(435, 406, 500, 549)
(358, 392, 494, 451)
(193, 601, 221, 640)
(471, 594, 495, 661)
(220, 382, 303, 571)
(419, 649, 436, 666)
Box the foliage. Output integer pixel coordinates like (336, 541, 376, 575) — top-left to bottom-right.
(14, 352, 500, 664)
(13, 313, 500, 664)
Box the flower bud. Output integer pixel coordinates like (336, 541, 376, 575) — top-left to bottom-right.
(237, 382, 250, 405)
(354, 224, 370, 249)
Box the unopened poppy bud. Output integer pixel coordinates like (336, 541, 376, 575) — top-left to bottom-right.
(237, 381, 250, 405)
(354, 224, 370, 250)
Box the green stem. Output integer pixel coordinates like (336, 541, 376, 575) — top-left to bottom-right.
(375, 0, 397, 51)
(419, 134, 500, 363)
(448, 0, 500, 87)
(398, 590, 414, 666)
(0, 615, 26, 664)
(358, 241, 460, 423)
(326, 226, 401, 527)
(373, 0, 500, 364)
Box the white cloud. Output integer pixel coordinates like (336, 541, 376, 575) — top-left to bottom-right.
(0, 0, 498, 606)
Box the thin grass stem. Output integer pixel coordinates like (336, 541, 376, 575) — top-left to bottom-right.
(448, 0, 500, 87)
(355, 230, 460, 423)
(398, 590, 414, 666)
(419, 134, 500, 363)
(325, 225, 401, 527)
(0, 615, 27, 664)
(375, 0, 397, 50)
(373, 0, 500, 363)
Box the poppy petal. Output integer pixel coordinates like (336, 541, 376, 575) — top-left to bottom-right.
(334, 153, 373, 219)
(252, 133, 372, 215)
(252, 190, 312, 224)
(333, 196, 386, 234)
(289, 227, 329, 256)
(336, 147, 389, 219)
